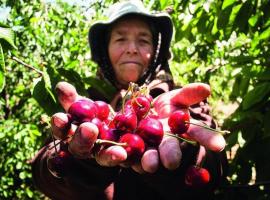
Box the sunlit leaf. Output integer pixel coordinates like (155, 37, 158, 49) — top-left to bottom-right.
(248, 14, 259, 27)
(32, 78, 60, 115)
(159, 0, 169, 10)
(0, 27, 17, 49)
(221, 0, 236, 10)
(259, 26, 270, 40)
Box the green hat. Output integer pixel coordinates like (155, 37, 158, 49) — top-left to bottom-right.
(88, 0, 173, 64)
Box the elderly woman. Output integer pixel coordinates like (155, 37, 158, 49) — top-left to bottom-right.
(31, 1, 227, 200)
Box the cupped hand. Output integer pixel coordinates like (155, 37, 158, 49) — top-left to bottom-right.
(51, 81, 127, 166)
(135, 83, 226, 173)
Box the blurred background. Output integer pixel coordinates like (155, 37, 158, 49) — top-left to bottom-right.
(0, 0, 269, 199)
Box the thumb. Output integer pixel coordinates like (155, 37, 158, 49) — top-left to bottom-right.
(68, 122, 98, 158)
(55, 81, 81, 111)
(170, 83, 211, 106)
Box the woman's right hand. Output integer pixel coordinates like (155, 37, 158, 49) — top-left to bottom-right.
(51, 81, 127, 166)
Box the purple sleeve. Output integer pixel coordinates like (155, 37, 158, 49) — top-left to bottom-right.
(31, 141, 119, 200)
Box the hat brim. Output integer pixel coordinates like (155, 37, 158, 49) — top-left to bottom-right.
(88, 12, 173, 63)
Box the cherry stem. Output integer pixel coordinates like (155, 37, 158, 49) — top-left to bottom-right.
(108, 104, 116, 117)
(133, 98, 142, 108)
(121, 83, 133, 113)
(95, 139, 128, 147)
(186, 121, 230, 135)
(49, 129, 58, 153)
(165, 132, 197, 145)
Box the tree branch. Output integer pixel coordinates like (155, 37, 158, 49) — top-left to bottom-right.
(10, 56, 43, 76)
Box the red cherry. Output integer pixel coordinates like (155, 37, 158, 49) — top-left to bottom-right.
(168, 110, 190, 135)
(99, 128, 121, 142)
(47, 150, 72, 178)
(94, 100, 110, 121)
(118, 133, 145, 161)
(136, 117, 164, 147)
(113, 108, 137, 132)
(131, 95, 151, 120)
(185, 165, 210, 188)
(68, 99, 97, 124)
(91, 117, 103, 131)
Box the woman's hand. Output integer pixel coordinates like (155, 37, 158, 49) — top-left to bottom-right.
(51, 82, 127, 166)
(132, 83, 226, 173)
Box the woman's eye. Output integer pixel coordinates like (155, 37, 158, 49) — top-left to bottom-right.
(116, 37, 125, 42)
(140, 39, 151, 45)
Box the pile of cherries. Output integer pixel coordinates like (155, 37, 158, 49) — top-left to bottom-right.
(48, 84, 211, 188)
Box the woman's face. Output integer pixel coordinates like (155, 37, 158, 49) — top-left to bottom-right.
(108, 17, 154, 87)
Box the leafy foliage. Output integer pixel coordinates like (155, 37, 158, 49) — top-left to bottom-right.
(0, 0, 269, 199)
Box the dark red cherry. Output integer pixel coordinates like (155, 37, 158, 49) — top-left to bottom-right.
(185, 165, 210, 188)
(113, 108, 137, 132)
(118, 133, 145, 161)
(91, 117, 103, 130)
(68, 99, 97, 124)
(94, 100, 110, 121)
(47, 150, 72, 178)
(168, 110, 190, 135)
(131, 95, 151, 120)
(99, 128, 121, 142)
(136, 117, 164, 147)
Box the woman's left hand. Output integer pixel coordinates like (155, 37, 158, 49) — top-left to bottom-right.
(132, 83, 226, 173)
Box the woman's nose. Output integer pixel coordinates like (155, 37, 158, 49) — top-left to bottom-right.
(126, 41, 138, 54)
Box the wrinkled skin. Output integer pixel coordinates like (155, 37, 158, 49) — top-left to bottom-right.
(51, 81, 226, 173)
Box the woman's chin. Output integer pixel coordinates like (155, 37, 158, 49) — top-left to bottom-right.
(117, 78, 140, 88)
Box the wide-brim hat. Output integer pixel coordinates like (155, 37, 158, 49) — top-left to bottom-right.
(88, 0, 173, 64)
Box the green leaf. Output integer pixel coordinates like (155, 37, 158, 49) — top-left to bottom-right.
(221, 0, 236, 10)
(233, 1, 252, 32)
(248, 14, 259, 27)
(228, 4, 242, 25)
(26, 188, 33, 198)
(0, 43, 5, 92)
(242, 82, 270, 110)
(83, 76, 116, 101)
(257, 68, 270, 81)
(259, 26, 270, 40)
(0, 27, 17, 49)
(57, 67, 88, 96)
(32, 78, 61, 115)
(159, 0, 169, 10)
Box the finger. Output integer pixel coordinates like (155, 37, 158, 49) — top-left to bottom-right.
(131, 162, 145, 174)
(171, 83, 211, 106)
(141, 148, 159, 173)
(187, 119, 226, 152)
(55, 81, 81, 111)
(195, 146, 206, 166)
(159, 136, 182, 170)
(96, 146, 127, 167)
(51, 112, 72, 140)
(153, 83, 210, 117)
(68, 122, 98, 158)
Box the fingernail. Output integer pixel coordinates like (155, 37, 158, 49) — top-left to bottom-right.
(111, 155, 117, 161)
(53, 117, 65, 128)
